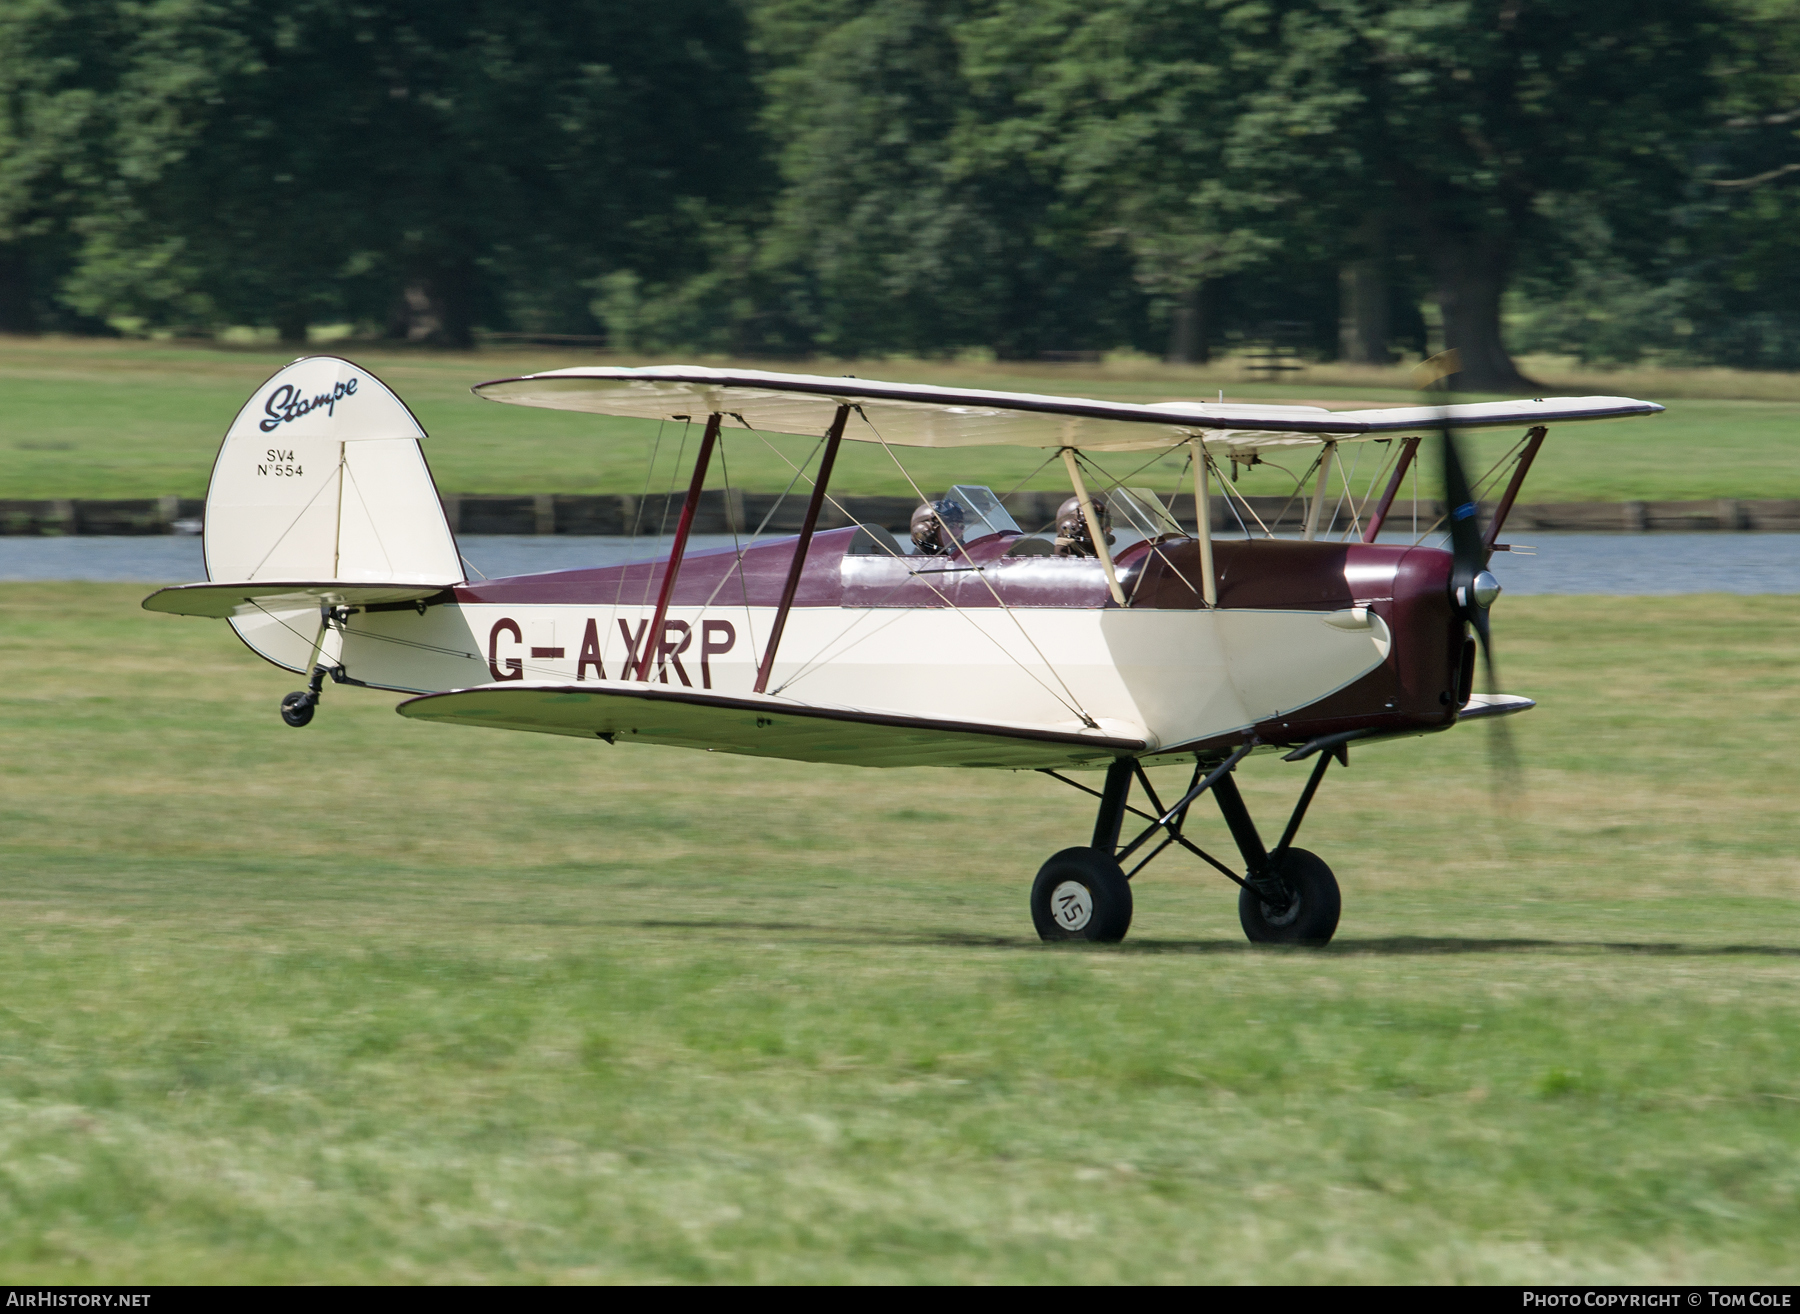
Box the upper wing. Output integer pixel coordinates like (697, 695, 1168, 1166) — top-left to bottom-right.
(143, 581, 452, 619)
(396, 680, 1148, 770)
(471, 364, 1663, 453)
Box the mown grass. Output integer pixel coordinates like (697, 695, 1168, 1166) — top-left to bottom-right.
(3, 335, 1798, 503)
(0, 584, 1797, 1282)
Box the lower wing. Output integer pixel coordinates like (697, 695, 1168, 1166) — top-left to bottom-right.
(395, 681, 1148, 770)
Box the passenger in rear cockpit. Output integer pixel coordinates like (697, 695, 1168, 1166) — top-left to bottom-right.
(1054, 494, 1115, 557)
(910, 498, 967, 555)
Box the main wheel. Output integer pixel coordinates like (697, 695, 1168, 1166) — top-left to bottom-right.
(1031, 847, 1133, 943)
(1238, 847, 1340, 946)
(280, 691, 316, 727)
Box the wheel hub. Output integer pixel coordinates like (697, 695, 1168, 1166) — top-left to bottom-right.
(1049, 880, 1093, 932)
(1259, 891, 1302, 927)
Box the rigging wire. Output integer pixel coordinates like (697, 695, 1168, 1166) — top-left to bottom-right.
(853, 411, 1099, 726)
(641, 418, 692, 613)
(1208, 457, 1276, 537)
(709, 434, 761, 662)
(720, 419, 1087, 705)
(1066, 447, 1201, 599)
(243, 458, 343, 581)
(613, 417, 667, 624)
(736, 410, 1097, 724)
(1408, 432, 1532, 547)
(681, 422, 834, 679)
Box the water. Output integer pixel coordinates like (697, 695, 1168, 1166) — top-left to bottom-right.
(5, 532, 1800, 594)
(0, 534, 747, 585)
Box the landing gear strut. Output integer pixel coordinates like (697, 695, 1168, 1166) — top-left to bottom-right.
(1029, 759, 1136, 941)
(281, 605, 353, 728)
(1035, 744, 1344, 947)
(279, 664, 334, 727)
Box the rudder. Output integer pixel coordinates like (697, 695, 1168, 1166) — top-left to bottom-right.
(204, 356, 462, 586)
(201, 356, 462, 675)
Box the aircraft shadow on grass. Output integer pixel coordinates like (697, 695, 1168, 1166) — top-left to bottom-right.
(628, 920, 1800, 958)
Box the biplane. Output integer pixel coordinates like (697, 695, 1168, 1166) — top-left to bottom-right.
(144, 357, 1662, 946)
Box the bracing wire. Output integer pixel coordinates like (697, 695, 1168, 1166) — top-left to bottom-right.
(737, 407, 1099, 724)
(854, 411, 1099, 726)
(1209, 457, 1275, 538)
(1409, 432, 1532, 547)
(613, 417, 667, 621)
(1066, 448, 1201, 599)
(641, 419, 692, 612)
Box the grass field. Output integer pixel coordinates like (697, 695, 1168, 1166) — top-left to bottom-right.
(4, 335, 1800, 504)
(1, 583, 1798, 1282)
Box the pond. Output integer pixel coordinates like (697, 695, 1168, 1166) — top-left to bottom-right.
(5, 532, 1800, 595)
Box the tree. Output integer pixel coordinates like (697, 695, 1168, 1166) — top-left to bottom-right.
(6, 0, 767, 344)
(1233, 0, 1730, 390)
(743, 0, 1150, 358)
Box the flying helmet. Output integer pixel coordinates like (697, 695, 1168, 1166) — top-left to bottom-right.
(1054, 494, 1114, 557)
(910, 499, 967, 555)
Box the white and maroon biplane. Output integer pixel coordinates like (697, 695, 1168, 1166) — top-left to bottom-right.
(145, 357, 1662, 946)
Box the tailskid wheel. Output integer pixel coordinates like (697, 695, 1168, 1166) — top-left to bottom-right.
(280, 691, 317, 727)
(1239, 847, 1340, 947)
(1031, 847, 1133, 943)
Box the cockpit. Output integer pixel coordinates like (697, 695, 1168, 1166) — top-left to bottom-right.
(847, 483, 1189, 560)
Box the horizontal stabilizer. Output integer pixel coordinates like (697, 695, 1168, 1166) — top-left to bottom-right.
(142, 581, 452, 619)
(396, 681, 1147, 770)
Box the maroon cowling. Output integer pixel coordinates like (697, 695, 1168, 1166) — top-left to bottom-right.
(453, 527, 1467, 749)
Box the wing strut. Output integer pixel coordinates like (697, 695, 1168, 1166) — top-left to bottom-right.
(1482, 426, 1546, 559)
(1191, 438, 1217, 607)
(1060, 449, 1127, 607)
(1362, 436, 1421, 542)
(637, 412, 722, 680)
(755, 404, 851, 693)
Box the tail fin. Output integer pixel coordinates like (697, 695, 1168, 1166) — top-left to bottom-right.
(204, 356, 463, 586)
(170, 357, 464, 676)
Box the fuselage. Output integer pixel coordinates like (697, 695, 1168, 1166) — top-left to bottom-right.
(230, 527, 1471, 764)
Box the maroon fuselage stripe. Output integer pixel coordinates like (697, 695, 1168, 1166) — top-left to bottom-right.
(449, 532, 1472, 751)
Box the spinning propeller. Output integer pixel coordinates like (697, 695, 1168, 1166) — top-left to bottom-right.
(1415, 352, 1521, 795)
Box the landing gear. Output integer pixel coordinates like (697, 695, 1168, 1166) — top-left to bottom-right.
(280, 690, 316, 727)
(1035, 743, 1346, 947)
(1031, 758, 1137, 942)
(1031, 848, 1133, 941)
(279, 664, 334, 728)
(1238, 847, 1340, 946)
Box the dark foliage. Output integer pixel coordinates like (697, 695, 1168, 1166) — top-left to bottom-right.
(1, 0, 1794, 372)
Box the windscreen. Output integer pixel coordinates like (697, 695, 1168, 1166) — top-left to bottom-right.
(946, 485, 1021, 538)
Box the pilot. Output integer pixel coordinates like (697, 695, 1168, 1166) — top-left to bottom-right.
(1054, 494, 1115, 557)
(910, 498, 967, 555)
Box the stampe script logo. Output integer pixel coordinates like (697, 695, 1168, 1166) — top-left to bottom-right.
(260, 377, 359, 432)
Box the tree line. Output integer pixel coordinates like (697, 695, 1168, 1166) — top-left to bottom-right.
(2, 0, 1796, 389)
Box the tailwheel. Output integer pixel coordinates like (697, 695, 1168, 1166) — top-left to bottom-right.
(1238, 847, 1340, 947)
(1031, 847, 1133, 943)
(279, 691, 317, 727)
(280, 663, 334, 727)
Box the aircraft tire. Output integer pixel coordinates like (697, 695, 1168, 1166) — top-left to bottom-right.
(280, 691, 316, 727)
(1031, 847, 1133, 943)
(1238, 847, 1340, 947)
